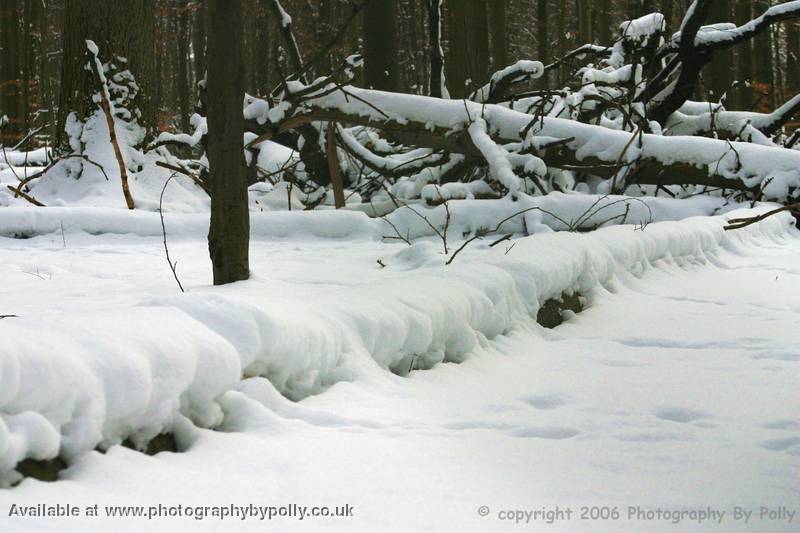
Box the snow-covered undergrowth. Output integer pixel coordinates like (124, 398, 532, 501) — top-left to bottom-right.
(0, 196, 795, 486)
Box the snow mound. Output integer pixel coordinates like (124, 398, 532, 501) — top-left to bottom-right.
(0, 204, 796, 485)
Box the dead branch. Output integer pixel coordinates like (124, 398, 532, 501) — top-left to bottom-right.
(326, 122, 346, 208)
(723, 203, 800, 231)
(6, 185, 45, 206)
(87, 41, 135, 209)
(155, 160, 210, 195)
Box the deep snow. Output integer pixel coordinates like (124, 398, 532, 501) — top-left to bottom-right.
(0, 202, 798, 531)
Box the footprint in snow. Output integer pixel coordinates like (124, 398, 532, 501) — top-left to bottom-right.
(760, 436, 800, 453)
(654, 407, 708, 423)
(764, 420, 800, 431)
(523, 394, 569, 410)
(511, 426, 580, 440)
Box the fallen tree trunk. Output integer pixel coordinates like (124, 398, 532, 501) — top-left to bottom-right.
(252, 86, 799, 199)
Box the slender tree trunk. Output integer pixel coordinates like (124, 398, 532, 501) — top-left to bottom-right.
(597, 0, 613, 45)
(177, 1, 190, 131)
(556, 0, 567, 85)
(735, 0, 755, 109)
(253, 2, 271, 93)
(753, 1, 774, 95)
(427, 0, 446, 98)
(446, 0, 467, 98)
(706, 0, 733, 103)
(192, 0, 206, 83)
(466, 0, 489, 90)
(206, 0, 250, 285)
(317, 0, 334, 75)
(0, 0, 22, 143)
(788, 19, 800, 92)
(536, 0, 548, 84)
(56, 0, 155, 150)
(489, 0, 508, 70)
(577, 0, 592, 44)
(22, 0, 34, 134)
(363, 0, 397, 91)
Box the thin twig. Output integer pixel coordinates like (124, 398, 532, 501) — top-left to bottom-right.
(159, 173, 185, 292)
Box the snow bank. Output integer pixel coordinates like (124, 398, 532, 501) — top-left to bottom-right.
(0, 193, 734, 240)
(0, 201, 796, 485)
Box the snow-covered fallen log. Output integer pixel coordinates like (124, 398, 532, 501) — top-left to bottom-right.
(268, 86, 800, 201)
(0, 206, 796, 485)
(0, 193, 736, 240)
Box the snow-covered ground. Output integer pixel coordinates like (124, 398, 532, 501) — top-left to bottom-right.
(1, 204, 799, 532)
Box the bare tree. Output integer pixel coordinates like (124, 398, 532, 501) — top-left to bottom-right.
(206, 0, 250, 284)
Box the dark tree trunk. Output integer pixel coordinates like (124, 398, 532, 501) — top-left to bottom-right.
(706, 0, 733, 103)
(192, 0, 206, 84)
(556, 0, 567, 84)
(363, 0, 397, 91)
(536, 0, 548, 84)
(577, 0, 592, 44)
(427, 0, 445, 98)
(206, 0, 250, 285)
(177, 0, 190, 131)
(0, 0, 22, 143)
(489, 0, 508, 70)
(597, 0, 613, 45)
(446, 0, 468, 98)
(466, 0, 490, 90)
(787, 20, 800, 92)
(56, 0, 156, 150)
(753, 1, 774, 93)
(735, 0, 755, 109)
(253, 2, 271, 93)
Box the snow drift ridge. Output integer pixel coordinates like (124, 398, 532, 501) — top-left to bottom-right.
(0, 207, 795, 486)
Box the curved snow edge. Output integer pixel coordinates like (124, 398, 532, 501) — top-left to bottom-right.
(0, 209, 795, 486)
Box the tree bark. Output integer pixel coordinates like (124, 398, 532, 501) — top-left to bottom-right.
(363, 0, 398, 91)
(489, 0, 508, 70)
(787, 19, 800, 92)
(207, 0, 250, 285)
(177, 0, 190, 131)
(597, 0, 612, 46)
(446, 0, 468, 98)
(706, 0, 733, 103)
(56, 0, 156, 150)
(536, 0, 548, 84)
(734, 1, 755, 109)
(0, 0, 22, 143)
(577, 0, 592, 44)
(427, 0, 446, 98)
(466, 0, 490, 91)
(192, 0, 206, 83)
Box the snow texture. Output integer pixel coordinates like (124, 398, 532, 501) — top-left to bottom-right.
(0, 201, 794, 485)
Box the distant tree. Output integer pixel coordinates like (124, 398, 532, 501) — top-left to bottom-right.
(489, 0, 508, 69)
(536, 0, 548, 83)
(176, 0, 191, 131)
(787, 19, 800, 92)
(596, 0, 613, 46)
(735, 0, 755, 109)
(466, 0, 490, 88)
(56, 0, 156, 150)
(0, 0, 23, 142)
(427, 0, 446, 98)
(192, 0, 206, 82)
(206, 0, 250, 284)
(706, 0, 734, 103)
(577, 0, 592, 44)
(363, 0, 398, 90)
(446, 0, 467, 97)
